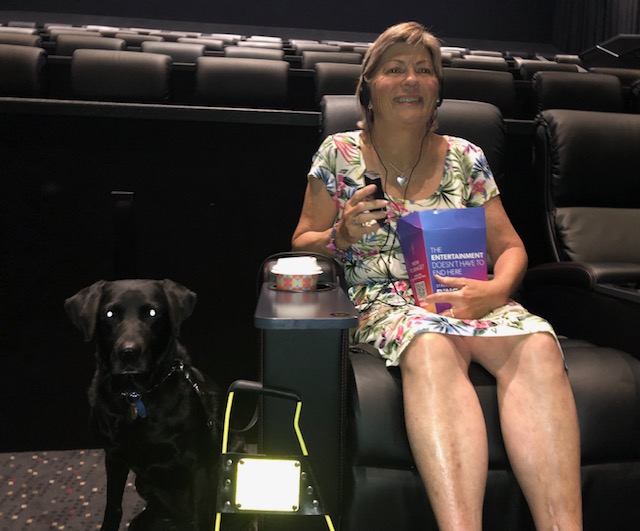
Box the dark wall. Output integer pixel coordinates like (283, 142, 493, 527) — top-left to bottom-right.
(553, 0, 640, 53)
(3, 0, 557, 43)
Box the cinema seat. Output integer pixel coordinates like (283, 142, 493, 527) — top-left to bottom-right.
(71, 49, 172, 103)
(524, 109, 640, 359)
(531, 70, 624, 112)
(0, 43, 47, 97)
(194, 56, 289, 108)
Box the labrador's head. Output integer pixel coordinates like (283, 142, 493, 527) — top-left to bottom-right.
(65, 279, 196, 376)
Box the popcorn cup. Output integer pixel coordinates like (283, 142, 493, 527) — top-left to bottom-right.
(271, 256, 323, 292)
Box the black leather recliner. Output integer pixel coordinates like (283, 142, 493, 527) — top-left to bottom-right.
(276, 98, 640, 530)
(524, 109, 640, 359)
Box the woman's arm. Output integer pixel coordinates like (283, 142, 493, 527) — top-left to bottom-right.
(292, 178, 388, 257)
(291, 177, 340, 255)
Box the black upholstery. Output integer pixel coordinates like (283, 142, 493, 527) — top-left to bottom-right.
(71, 49, 172, 103)
(206, 33, 242, 45)
(293, 42, 341, 53)
(517, 59, 582, 80)
(534, 109, 640, 262)
(223, 45, 285, 61)
(0, 43, 46, 97)
(312, 99, 640, 530)
(301, 50, 362, 69)
(588, 66, 640, 87)
(450, 56, 509, 71)
(319, 96, 505, 182)
(114, 32, 163, 49)
(55, 34, 126, 55)
(314, 62, 362, 104)
(343, 339, 640, 531)
(523, 109, 640, 358)
(442, 67, 516, 117)
(468, 49, 504, 57)
(632, 79, 640, 113)
(141, 40, 206, 63)
(532, 71, 623, 112)
(0, 32, 42, 47)
(48, 28, 101, 41)
(194, 56, 289, 107)
(554, 53, 583, 65)
(236, 40, 282, 49)
(177, 37, 225, 52)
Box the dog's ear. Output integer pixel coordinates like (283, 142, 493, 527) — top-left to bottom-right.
(162, 279, 197, 337)
(64, 280, 107, 342)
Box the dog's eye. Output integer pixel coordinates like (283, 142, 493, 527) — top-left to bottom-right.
(105, 310, 114, 318)
(148, 308, 157, 317)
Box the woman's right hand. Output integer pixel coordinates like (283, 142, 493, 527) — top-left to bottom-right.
(334, 184, 389, 248)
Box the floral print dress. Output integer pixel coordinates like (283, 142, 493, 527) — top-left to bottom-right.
(308, 131, 557, 367)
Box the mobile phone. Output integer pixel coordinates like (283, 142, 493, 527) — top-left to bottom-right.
(363, 172, 386, 214)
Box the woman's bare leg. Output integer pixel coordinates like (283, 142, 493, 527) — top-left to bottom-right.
(470, 333, 583, 530)
(400, 332, 487, 531)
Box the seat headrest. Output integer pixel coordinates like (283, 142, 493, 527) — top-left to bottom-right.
(0, 43, 46, 97)
(532, 71, 623, 112)
(195, 56, 289, 108)
(71, 49, 172, 103)
(536, 109, 640, 208)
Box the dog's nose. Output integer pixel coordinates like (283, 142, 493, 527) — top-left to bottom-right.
(119, 342, 141, 361)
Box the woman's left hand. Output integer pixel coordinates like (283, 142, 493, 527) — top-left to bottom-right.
(425, 275, 508, 320)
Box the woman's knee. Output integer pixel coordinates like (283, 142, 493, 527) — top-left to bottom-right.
(400, 333, 469, 378)
(507, 333, 566, 381)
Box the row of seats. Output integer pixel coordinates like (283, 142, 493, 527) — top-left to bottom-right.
(0, 22, 609, 80)
(2, 42, 640, 119)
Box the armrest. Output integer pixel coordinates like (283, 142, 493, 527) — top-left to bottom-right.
(524, 262, 640, 291)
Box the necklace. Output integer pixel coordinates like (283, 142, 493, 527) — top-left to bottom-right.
(370, 131, 429, 188)
(386, 160, 412, 186)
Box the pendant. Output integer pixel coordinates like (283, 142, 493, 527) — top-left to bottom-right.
(396, 174, 408, 186)
(129, 403, 139, 420)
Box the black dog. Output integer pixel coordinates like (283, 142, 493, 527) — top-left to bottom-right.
(65, 279, 241, 531)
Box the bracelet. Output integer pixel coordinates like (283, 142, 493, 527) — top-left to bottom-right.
(326, 221, 351, 263)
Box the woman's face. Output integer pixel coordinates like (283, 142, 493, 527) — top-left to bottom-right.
(369, 42, 440, 127)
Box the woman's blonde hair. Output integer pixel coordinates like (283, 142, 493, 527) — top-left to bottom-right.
(356, 21, 443, 130)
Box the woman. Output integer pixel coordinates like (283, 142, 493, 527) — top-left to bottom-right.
(292, 21, 582, 531)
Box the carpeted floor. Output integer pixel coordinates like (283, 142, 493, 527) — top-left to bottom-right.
(0, 448, 144, 530)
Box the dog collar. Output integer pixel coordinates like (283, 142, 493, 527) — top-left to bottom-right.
(123, 392, 147, 420)
(120, 361, 180, 421)
(120, 360, 215, 427)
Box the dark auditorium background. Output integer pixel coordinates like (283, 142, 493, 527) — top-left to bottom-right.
(0, 0, 639, 453)
(2, 0, 640, 52)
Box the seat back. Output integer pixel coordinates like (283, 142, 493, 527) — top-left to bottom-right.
(71, 49, 172, 103)
(56, 34, 126, 55)
(301, 50, 361, 69)
(114, 32, 163, 49)
(588, 66, 640, 87)
(314, 62, 362, 104)
(319, 95, 505, 182)
(442, 67, 516, 117)
(450, 56, 509, 71)
(534, 109, 640, 263)
(0, 32, 42, 47)
(141, 41, 206, 63)
(532, 71, 623, 112)
(0, 43, 46, 97)
(194, 56, 289, 108)
(223, 45, 284, 61)
(517, 59, 582, 80)
(293, 42, 341, 53)
(177, 37, 225, 52)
